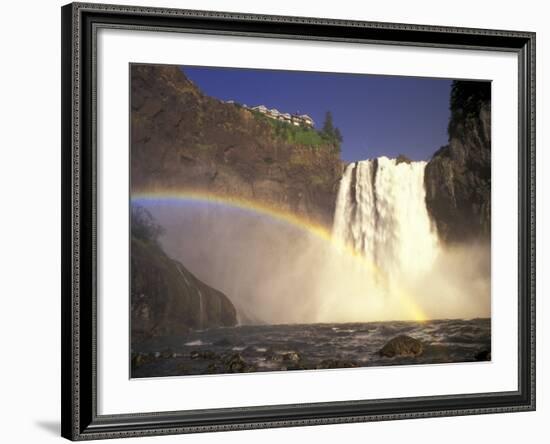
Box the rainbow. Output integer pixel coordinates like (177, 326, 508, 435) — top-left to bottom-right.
(132, 189, 334, 243)
(131, 189, 427, 321)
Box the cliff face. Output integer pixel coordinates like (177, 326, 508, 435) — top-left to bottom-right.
(424, 81, 491, 244)
(131, 236, 238, 340)
(131, 65, 343, 227)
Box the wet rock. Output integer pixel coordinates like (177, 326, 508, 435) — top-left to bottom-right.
(131, 352, 154, 368)
(315, 359, 359, 369)
(207, 363, 222, 374)
(264, 349, 283, 362)
(282, 351, 301, 363)
(474, 349, 491, 361)
(379, 335, 423, 357)
(203, 350, 219, 360)
(190, 350, 219, 360)
(223, 353, 249, 372)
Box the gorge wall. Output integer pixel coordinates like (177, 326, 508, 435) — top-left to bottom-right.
(131, 235, 238, 340)
(424, 81, 491, 244)
(131, 64, 343, 228)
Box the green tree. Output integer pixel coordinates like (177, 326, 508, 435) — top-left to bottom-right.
(322, 111, 335, 137)
(321, 111, 343, 147)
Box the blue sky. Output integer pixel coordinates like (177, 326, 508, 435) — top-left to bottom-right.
(182, 66, 453, 162)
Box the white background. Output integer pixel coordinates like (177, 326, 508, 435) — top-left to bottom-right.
(0, 0, 546, 443)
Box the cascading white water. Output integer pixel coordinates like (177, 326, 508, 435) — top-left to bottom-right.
(197, 289, 204, 329)
(176, 264, 205, 328)
(306, 156, 447, 322)
(332, 157, 440, 281)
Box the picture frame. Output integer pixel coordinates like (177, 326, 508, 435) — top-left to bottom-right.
(61, 2, 536, 440)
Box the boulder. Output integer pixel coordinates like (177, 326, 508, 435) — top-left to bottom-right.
(223, 353, 250, 372)
(379, 335, 423, 357)
(131, 352, 154, 368)
(190, 350, 219, 360)
(282, 351, 302, 363)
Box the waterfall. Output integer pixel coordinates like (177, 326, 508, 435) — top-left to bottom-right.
(197, 289, 204, 329)
(176, 263, 205, 328)
(316, 159, 489, 322)
(332, 157, 440, 284)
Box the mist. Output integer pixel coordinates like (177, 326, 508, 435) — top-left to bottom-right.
(145, 200, 490, 325)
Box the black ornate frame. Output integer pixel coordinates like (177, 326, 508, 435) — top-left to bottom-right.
(61, 2, 536, 440)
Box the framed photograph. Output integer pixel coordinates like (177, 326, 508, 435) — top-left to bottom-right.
(61, 2, 536, 440)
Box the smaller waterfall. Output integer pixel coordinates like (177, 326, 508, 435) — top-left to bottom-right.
(197, 289, 204, 328)
(176, 263, 205, 328)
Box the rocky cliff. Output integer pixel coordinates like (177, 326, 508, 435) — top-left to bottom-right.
(424, 81, 491, 244)
(131, 64, 343, 227)
(131, 235, 238, 340)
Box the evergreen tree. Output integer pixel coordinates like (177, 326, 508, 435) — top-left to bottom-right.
(322, 111, 335, 137)
(321, 111, 343, 147)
